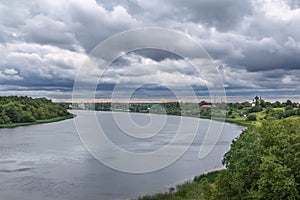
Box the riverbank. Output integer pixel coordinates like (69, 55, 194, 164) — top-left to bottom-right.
(138, 171, 220, 200)
(198, 115, 255, 127)
(133, 114, 250, 200)
(138, 115, 300, 200)
(0, 114, 74, 128)
(224, 117, 256, 127)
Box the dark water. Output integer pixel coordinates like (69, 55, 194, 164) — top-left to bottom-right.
(0, 111, 243, 200)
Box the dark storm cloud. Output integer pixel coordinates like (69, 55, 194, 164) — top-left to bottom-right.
(221, 36, 300, 72)
(0, 0, 300, 98)
(147, 0, 253, 31)
(119, 49, 182, 63)
(0, 70, 75, 92)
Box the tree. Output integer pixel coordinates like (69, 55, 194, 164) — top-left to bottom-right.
(216, 128, 261, 199)
(5, 103, 22, 123)
(272, 101, 282, 108)
(216, 118, 300, 199)
(254, 96, 259, 105)
(247, 114, 257, 121)
(257, 155, 298, 199)
(20, 111, 36, 122)
(286, 100, 293, 106)
(0, 96, 71, 125)
(260, 99, 266, 107)
(0, 114, 11, 124)
(249, 105, 262, 113)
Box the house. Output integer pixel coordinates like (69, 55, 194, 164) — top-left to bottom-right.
(200, 104, 213, 109)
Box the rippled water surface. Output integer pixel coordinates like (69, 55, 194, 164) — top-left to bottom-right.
(0, 111, 243, 200)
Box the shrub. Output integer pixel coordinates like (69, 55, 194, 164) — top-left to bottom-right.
(247, 114, 257, 121)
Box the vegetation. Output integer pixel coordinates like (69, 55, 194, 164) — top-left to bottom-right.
(139, 117, 300, 200)
(138, 104, 300, 200)
(246, 113, 257, 121)
(215, 118, 300, 199)
(2, 96, 299, 199)
(71, 97, 300, 199)
(139, 171, 219, 200)
(73, 97, 300, 128)
(0, 96, 72, 128)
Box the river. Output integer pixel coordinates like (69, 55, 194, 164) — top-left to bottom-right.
(0, 110, 243, 200)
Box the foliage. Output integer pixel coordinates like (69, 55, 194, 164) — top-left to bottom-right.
(74, 98, 300, 126)
(247, 113, 257, 121)
(0, 96, 71, 125)
(139, 118, 300, 200)
(216, 118, 300, 199)
(138, 171, 218, 200)
(249, 105, 262, 113)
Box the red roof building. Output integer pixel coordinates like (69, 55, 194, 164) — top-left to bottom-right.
(200, 104, 213, 109)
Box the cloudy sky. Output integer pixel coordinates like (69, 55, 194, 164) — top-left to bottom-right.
(1, 0, 300, 101)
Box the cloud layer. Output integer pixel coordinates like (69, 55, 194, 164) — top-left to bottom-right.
(0, 0, 299, 100)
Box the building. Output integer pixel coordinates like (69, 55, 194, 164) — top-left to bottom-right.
(200, 104, 213, 109)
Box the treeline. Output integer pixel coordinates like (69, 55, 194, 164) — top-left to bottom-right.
(74, 102, 206, 117)
(72, 98, 300, 122)
(225, 98, 300, 123)
(140, 118, 300, 199)
(0, 96, 71, 124)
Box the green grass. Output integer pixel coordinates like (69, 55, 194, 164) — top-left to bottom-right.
(0, 114, 74, 128)
(138, 171, 219, 200)
(193, 170, 220, 182)
(225, 118, 256, 128)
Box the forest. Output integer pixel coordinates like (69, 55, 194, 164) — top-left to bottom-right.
(0, 96, 72, 127)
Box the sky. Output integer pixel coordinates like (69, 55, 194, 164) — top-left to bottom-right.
(0, 0, 300, 102)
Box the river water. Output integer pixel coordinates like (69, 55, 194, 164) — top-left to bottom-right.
(0, 111, 243, 200)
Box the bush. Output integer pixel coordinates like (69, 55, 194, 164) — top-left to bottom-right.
(0, 115, 11, 124)
(247, 114, 257, 121)
(249, 105, 262, 113)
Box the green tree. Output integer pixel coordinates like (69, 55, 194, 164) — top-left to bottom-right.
(0, 96, 71, 125)
(216, 118, 300, 199)
(246, 113, 257, 121)
(20, 111, 36, 122)
(5, 103, 22, 123)
(272, 101, 282, 108)
(257, 155, 298, 200)
(0, 114, 11, 124)
(216, 129, 261, 199)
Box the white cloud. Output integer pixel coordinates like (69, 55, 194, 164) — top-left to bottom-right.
(260, 0, 300, 21)
(0, 42, 87, 85)
(0, 0, 300, 98)
(4, 68, 18, 75)
(0, 68, 23, 81)
(282, 75, 298, 85)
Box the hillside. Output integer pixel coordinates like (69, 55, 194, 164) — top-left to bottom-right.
(0, 96, 73, 128)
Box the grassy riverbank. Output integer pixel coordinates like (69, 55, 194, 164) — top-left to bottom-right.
(0, 114, 74, 128)
(139, 171, 219, 200)
(138, 116, 300, 200)
(224, 117, 256, 127)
